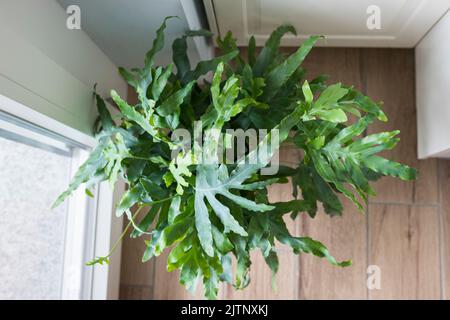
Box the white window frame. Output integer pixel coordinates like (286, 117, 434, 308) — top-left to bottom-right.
(0, 93, 124, 300)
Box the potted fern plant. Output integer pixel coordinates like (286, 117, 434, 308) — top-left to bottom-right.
(53, 18, 416, 299)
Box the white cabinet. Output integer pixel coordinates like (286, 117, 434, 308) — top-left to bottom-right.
(205, 0, 449, 47)
(416, 11, 450, 158)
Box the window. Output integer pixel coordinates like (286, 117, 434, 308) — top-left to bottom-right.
(0, 111, 96, 300)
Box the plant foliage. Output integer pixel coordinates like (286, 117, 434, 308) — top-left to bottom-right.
(53, 18, 416, 299)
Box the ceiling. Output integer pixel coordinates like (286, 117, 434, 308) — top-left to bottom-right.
(57, 0, 210, 69)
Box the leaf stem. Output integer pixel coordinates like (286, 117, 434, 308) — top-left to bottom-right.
(122, 196, 176, 236)
(142, 195, 177, 206)
(88, 206, 144, 265)
(111, 206, 144, 254)
(130, 155, 154, 161)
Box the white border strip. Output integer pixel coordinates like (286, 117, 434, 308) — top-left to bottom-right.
(181, 0, 214, 61)
(202, 0, 220, 37)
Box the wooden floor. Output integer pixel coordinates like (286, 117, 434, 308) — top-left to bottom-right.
(119, 48, 450, 300)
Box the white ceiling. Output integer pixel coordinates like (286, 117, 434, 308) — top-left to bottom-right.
(57, 0, 210, 69)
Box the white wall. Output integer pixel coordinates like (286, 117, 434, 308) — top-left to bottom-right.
(416, 10, 450, 158)
(0, 0, 126, 135)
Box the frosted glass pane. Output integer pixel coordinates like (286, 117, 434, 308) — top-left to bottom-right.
(0, 136, 71, 299)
